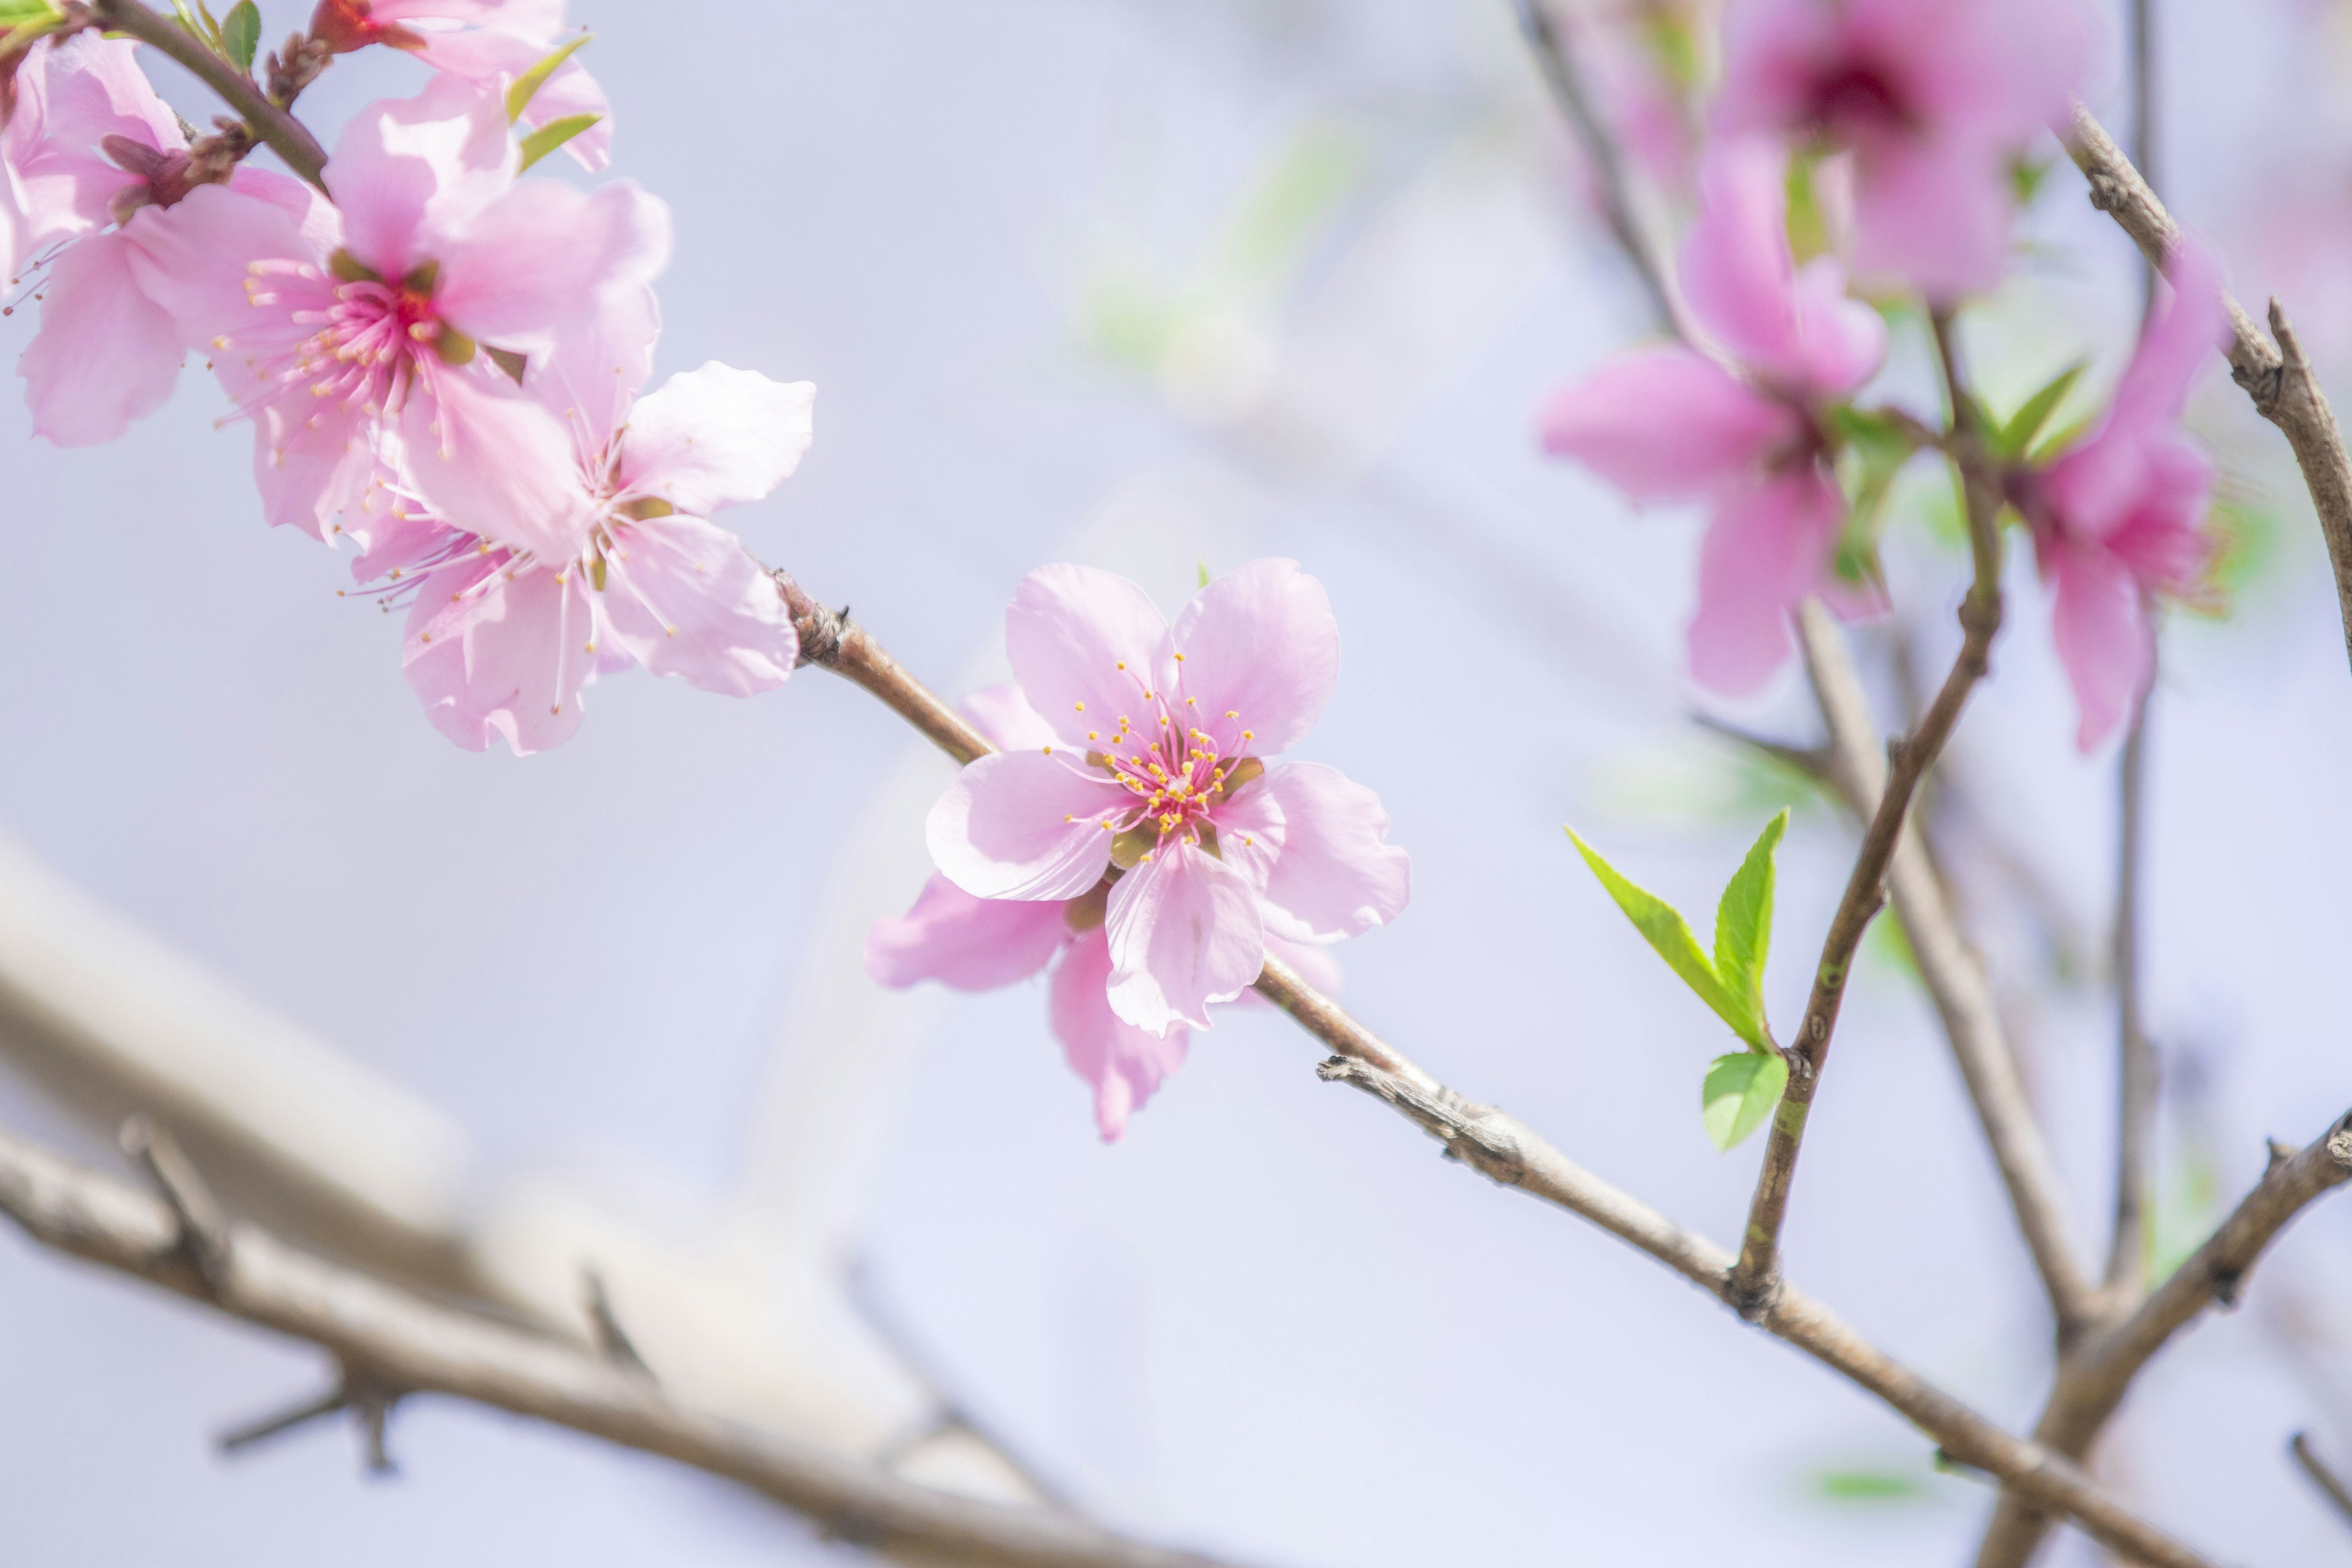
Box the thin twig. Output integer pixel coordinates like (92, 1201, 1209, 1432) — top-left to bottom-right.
(1507, 0, 1680, 334)
(2290, 1432, 2352, 1531)
(772, 570, 990, 765)
(0, 1125, 1252, 1568)
(80, 1, 330, 190)
(2108, 678, 2157, 1300)
(119, 1114, 232, 1293)
(2063, 102, 2352, 673)
(1973, 1114, 2352, 1567)
(2129, 0, 2158, 315)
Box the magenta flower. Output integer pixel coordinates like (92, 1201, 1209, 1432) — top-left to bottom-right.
(308, 0, 612, 170)
(2, 35, 323, 445)
(922, 559, 1409, 1038)
(396, 287, 810, 753)
(129, 77, 666, 562)
(1541, 137, 1886, 693)
(871, 687, 1342, 1140)
(2016, 245, 2227, 751)
(1712, 0, 2089, 299)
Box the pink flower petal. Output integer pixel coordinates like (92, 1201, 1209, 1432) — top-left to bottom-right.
(867, 872, 1070, 990)
(1850, 130, 2011, 300)
(2041, 534, 2150, 752)
(1213, 762, 1409, 944)
(927, 749, 1125, 901)
(2110, 240, 2228, 438)
(327, 76, 513, 278)
(1687, 467, 1843, 695)
(8, 35, 178, 248)
(1164, 558, 1338, 758)
(597, 512, 798, 695)
(619, 362, 816, 517)
(403, 549, 597, 755)
(251, 399, 377, 541)
(1004, 564, 1171, 752)
(1540, 347, 1793, 501)
(961, 684, 1061, 752)
(399, 360, 594, 559)
(1103, 838, 1265, 1035)
(406, 24, 612, 170)
(1681, 137, 1803, 374)
(432, 177, 669, 347)
(1050, 927, 1189, 1141)
(535, 283, 658, 459)
(119, 180, 315, 348)
(1788, 254, 1887, 396)
(18, 228, 180, 447)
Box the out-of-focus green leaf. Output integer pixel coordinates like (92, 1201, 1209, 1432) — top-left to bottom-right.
(517, 113, 600, 172)
(1785, 154, 1832, 264)
(1196, 557, 1212, 589)
(2010, 155, 2052, 209)
(220, 0, 257, 70)
(1991, 361, 2086, 458)
(1713, 810, 1788, 1025)
(505, 33, 592, 123)
(0, 0, 59, 27)
(1702, 1050, 1787, 1151)
(1567, 827, 1754, 1046)
(1812, 1466, 1931, 1503)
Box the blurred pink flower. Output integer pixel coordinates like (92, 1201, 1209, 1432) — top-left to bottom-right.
(1712, 0, 2090, 298)
(2018, 244, 2226, 750)
(309, 0, 611, 170)
(871, 687, 1343, 1141)
(130, 77, 666, 559)
(396, 287, 809, 753)
(1540, 137, 1885, 693)
(2, 35, 324, 445)
(923, 559, 1409, 1039)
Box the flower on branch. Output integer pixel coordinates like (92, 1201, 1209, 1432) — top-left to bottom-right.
(921, 560, 1411, 1046)
(1540, 136, 1886, 694)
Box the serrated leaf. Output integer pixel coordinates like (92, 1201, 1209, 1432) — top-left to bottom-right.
(1992, 361, 2085, 458)
(220, 0, 257, 70)
(1566, 827, 1755, 1046)
(1702, 1050, 1788, 1151)
(1713, 809, 1787, 1025)
(516, 112, 599, 172)
(504, 32, 592, 123)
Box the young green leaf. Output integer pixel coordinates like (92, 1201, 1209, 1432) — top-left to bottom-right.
(1566, 827, 1755, 1047)
(1702, 1050, 1789, 1152)
(1196, 557, 1212, 589)
(1712, 809, 1787, 1026)
(1992, 361, 2085, 458)
(220, 0, 258, 70)
(505, 33, 593, 122)
(516, 113, 601, 173)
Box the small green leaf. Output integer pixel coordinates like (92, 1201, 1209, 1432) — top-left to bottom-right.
(504, 32, 592, 123)
(1566, 828, 1754, 1046)
(516, 112, 600, 172)
(220, 0, 257, 71)
(1812, 1466, 1930, 1503)
(1991, 361, 2085, 458)
(1713, 810, 1787, 1025)
(484, 345, 528, 385)
(0, 0, 59, 26)
(1702, 1050, 1789, 1152)
(1196, 557, 1212, 589)
(194, 0, 222, 48)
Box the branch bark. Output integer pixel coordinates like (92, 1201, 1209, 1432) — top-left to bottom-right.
(0, 1124, 1249, 1568)
(1973, 1112, 2352, 1567)
(2107, 681, 2157, 1300)
(2063, 101, 2352, 672)
(81, 0, 330, 190)
(1792, 605, 2101, 1338)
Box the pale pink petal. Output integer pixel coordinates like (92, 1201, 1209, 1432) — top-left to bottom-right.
(372, 0, 565, 26)
(1103, 839, 1265, 1035)
(1711, 0, 1842, 137)
(2041, 534, 2150, 752)
(1004, 564, 1171, 752)
(417, 26, 616, 172)
(1210, 761, 1409, 944)
(399, 360, 593, 559)
(2110, 239, 2228, 437)
(224, 164, 344, 255)
(349, 503, 464, 582)
(327, 77, 513, 277)
(867, 872, 1069, 990)
(1052, 927, 1189, 1141)
(404, 549, 597, 755)
(535, 283, 658, 458)
(927, 750, 1125, 901)
(597, 513, 798, 695)
(618, 362, 815, 516)
(9, 36, 178, 246)
(1681, 137, 1803, 374)
(1787, 255, 1887, 396)
(119, 181, 315, 347)
(961, 684, 1061, 752)
(1264, 934, 1341, 995)
(1850, 130, 2012, 300)
(18, 228, 180, 447)
(2101, 439, 2215, 593)
(1540, 347, 1793, 500)
(251, 398, 380, 540)
(1688, 467, 1843, 695)
(432, 178, 669, 347)
(1164, 559, 1337, 758)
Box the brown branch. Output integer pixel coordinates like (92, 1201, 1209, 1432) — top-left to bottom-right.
(1793, 605, 2101, 1338)
(774, 569, 990, 766)
(2063, 102, 2352, 673)
(78, 0, 330, 190)
(2291, 1432, 2352, 1532)
(0, 1124, 1251, 1568)
(1973, 1113, 2352, 1567)
(2108, 679, 2157, 1300)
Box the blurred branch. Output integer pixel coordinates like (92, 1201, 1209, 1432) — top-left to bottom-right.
(2108, 680, 2157, 1301)
(2291, 1432, 2352, 1531)
(0, 1124, 1245, 1568)
(1507, 0, 1680, 334)
(1974, 1113, 2352, 1567)
(2064, 102, 2352, 673)
(1793, 605, 2101, 1339)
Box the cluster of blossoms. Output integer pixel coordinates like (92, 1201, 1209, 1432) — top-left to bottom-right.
(1542, 0, 2226, 750)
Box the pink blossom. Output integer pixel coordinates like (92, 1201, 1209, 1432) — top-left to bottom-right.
(1540, 137, 1885, 693)
(1712, 0, 2090, 299)
(309, 0, 611, 170)
(871, 686, 1343, 1140)
(2017, 245, 2226, 750)
(2, 35, 325, 445)
(922, 560, 1409, 1041)
(395, 286, 810, 753)
(128, 77, 666, 563)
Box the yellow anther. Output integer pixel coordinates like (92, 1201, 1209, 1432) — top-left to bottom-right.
(1042, 745, 1054, 755)
(1242, 729, 1254, 741)
(1226, 710, 1238, 718)
(1186, 696, 1196, 706)
(1174, 651, 1186, 661)
(1117, 660, 1126, 670)
(1088, 730, 1099, 740)
(1074, 701, 1085, 711)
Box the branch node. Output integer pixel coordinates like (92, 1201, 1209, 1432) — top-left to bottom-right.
(2267, 1137, 2297, 1173)
(118, 1115, 230, 1294)
(581, 1266, 656, 1380)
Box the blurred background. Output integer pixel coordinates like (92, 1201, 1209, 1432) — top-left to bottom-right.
(2, 0, 2351, 1562)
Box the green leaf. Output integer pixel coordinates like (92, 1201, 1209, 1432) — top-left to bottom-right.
(1702, 1050, 1789, 1152)
(0, 0, 59, 26)
(1991, 361, 2085, 458)
(1812, 1466, 1930, 1503)
(220, 0, 257, 71)
(516, 113, 600, 172)
(1713, 810, 1787, 1024)
(1566, 828, 1754, 1046)
(1196, 557, 1212, 589)
(504, 32, 592, 123)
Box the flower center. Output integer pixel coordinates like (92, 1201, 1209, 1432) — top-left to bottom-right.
(1080, 659, 1263, 864)
(1802, 59, 1915, 145)
(229, 252, 473, 429)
